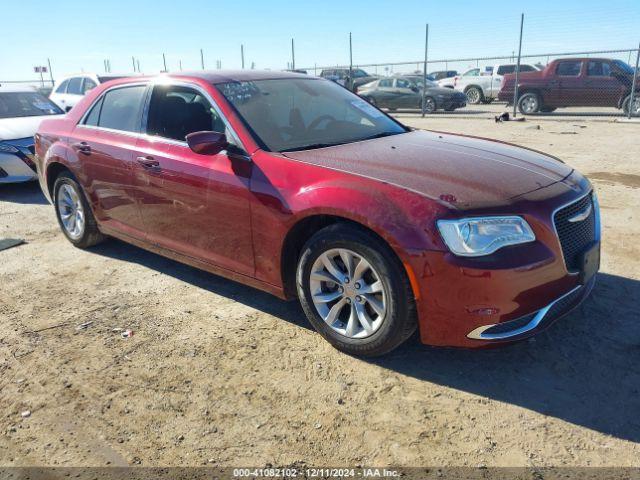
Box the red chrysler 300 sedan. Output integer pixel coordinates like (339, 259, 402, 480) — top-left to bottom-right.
(34, 71, 600, 356)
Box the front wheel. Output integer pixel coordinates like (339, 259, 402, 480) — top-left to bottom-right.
(421, 96, 436, 114)
(465, 86, 483, 104)
(623, 94, 640, 116)
(296, 224, 417, 357)
(518, 92, 541, 114)
(54, 172, 105, 248)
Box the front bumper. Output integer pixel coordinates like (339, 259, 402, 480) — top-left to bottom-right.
(406, 181, 600, 348)
(0, 152, 37, 183)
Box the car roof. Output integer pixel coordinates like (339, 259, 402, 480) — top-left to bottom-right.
(169, 69, 314, 84)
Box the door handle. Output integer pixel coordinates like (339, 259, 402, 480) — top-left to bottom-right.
(73, 141, 91, 154)
(136, 156, 160, 169)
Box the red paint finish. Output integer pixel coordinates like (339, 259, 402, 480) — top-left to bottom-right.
(35, 72, 597, 348)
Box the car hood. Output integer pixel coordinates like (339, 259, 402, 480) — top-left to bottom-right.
(0, 115, 61, 141)
(282, 130, 574, 208)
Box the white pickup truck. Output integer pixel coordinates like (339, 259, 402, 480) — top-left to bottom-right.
(447, 64, 539, 104)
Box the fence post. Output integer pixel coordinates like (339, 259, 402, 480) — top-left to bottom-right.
(200, 49, 205, 70)
(162, 53, 167, 72)
(137, 59, 140, 73)
(349, 32, 353, 90)
(628, 42, 640, 119)
(132, 56, 136, 72)
(291, 38, 296, 70)
(512, 13, 525, 118)
(421, 24, 429, 118)
(241, 45, 245, 69)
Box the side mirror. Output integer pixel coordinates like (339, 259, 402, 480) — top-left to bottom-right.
(186, 130, 228, 155)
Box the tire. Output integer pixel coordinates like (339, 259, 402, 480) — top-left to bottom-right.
(465, 86, 483, 104)
(540, 106, 557, 113)
(296, 223, 417, 357)
(622, 94, 640, 116)
(421, 96, 436, 114)
(53, 172, 105, 248)
(518, 92, 541, 114)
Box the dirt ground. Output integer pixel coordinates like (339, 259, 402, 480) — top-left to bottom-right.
(1, 113, 639, 468)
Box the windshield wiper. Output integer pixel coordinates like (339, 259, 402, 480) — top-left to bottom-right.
(280, 142, 348, 152)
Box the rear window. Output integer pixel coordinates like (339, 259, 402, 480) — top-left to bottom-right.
(92, 85, 146, 133)
(0, 92, 63, 119)
(587, 61, 612, 77)
(556, 61, 582, 76)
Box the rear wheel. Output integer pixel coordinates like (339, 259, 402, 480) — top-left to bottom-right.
(296, 224, 417, 357)
(421, 96, 436, 114)
(623, 94, 640, 116)
(54, 173, 105, 248)
(465, 86, 483, 105)
(518, 92, 541, 114)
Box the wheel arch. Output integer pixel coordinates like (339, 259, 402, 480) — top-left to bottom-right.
(279, 213, 418, 301)
(46, 161, 73, 197)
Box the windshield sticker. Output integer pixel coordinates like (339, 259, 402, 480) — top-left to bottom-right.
(350, 99, 384, 118)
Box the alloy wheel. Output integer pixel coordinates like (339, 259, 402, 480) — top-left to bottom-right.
(520, 95, 539, 114)
(309, 248, 387, 339)
(466, 88, 481, 104)
(423, 97, 436, 113)
(57, 184, 85, 240)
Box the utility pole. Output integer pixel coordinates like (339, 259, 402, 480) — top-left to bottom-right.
(421, 24, 429, 117)
(241, 44, 245, 69)
(349, 32, 353, 91)
(137, 59, 140, 73)
(291, 38, 295, 70)
(132, 56, 136, 72)
(512, 13, 525, 118)
(47, 58, 54, 84)
(179, 60, 183, 71)
(200, 48, 205, 70)
(162, 53, 167, 72)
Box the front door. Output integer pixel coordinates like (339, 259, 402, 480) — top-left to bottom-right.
(132, 83, 254, 276)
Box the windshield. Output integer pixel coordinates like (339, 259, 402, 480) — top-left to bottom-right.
(0, 92, 63, 119)
(217, 78, 407, 152)
(613, 60, 635, 74)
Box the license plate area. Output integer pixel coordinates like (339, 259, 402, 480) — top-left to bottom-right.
(578, 241, 600, 284)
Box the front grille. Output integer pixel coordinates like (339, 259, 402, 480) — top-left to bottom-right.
(553, 192, 596, 272)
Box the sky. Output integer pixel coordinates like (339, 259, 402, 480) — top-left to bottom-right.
(1, 0, 639, 83)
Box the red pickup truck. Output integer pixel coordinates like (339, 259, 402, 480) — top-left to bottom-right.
(498, 58, 638, 115)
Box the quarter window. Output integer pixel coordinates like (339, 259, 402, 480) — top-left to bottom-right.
(556, 61, 582, 76)
(379, 78, 393, 87)
(83, 97, 103, 126)
(96, 86, 146, 133)
(146, 85, 227, 142)
(67, 77, 83, 95)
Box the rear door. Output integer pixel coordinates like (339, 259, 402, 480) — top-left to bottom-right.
(72, 83, 148, 237)
(551, 60, 584, 106)
(374, 78, 395, 107)
(585, 60, 620, 106)
(393, 78, 419, 108)
(64, 77, 85, 111)
(131, 82, 254, 275)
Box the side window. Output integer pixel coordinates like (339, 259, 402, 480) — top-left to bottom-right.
(556, 61, 582, 76)
(378, 78, 393, 88)
(395, 78, 411, 88)
(98, 86, 146, 133)
(82, 78, 97, 94)
(353, 69, 367, 78)
(55, 80, 69, 94)
(587, 61, 612, 77)
(83, 97, 103, 126)
(67, 77, 83, 95)
(520, 65, 536, 72)
(464, 68, 480, 77)
(146, 84, 227, 142)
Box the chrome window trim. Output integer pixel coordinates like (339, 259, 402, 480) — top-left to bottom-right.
(75, 79, 248, 155)
(550, 188, 597, 276)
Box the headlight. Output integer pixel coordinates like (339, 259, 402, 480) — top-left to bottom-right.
(0, 142, 19, 154)
(437, 216, 535, 257)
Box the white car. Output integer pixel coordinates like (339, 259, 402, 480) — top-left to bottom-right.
(437, 68, 480, 89)
(450, 64, 539, 104)
(49, 73, 129, 111)
(0, 85, 63, 183)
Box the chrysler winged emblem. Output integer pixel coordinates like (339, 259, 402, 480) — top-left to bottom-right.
(568, 203, 592, 223)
